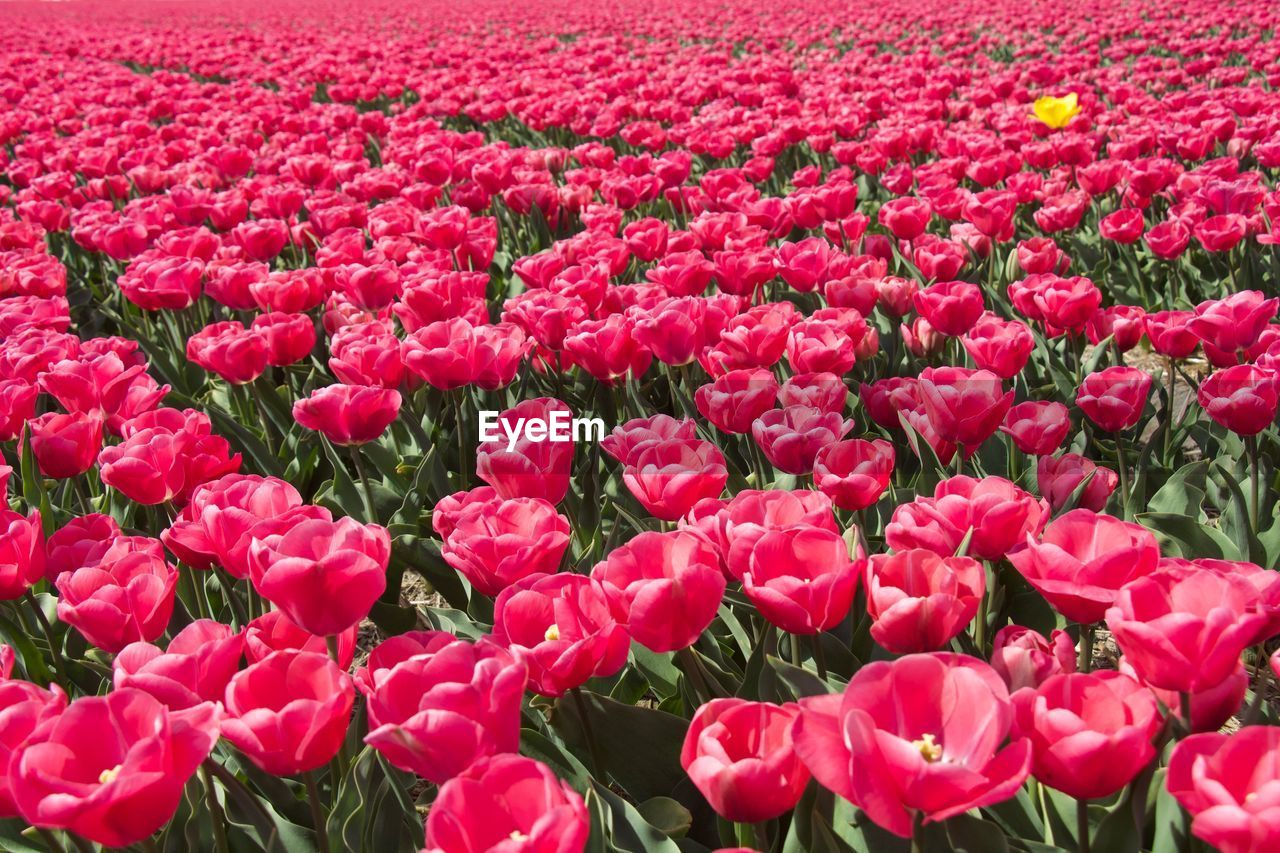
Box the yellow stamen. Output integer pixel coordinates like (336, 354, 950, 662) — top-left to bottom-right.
(98, 765, 122, 785)
(911, 733, 942, 763)
(544, 624, 560, 642)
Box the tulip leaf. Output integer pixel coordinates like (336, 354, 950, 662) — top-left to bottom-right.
(1136, 512, 1241, 561)
(1146, 460, 1208, 518)
(636, 797, 692, 840)
(552, 690, 689, 802)
(945, 814, 1011, 853)
(519, 728, 593, 793)
(586, 781, 683, 853)
(766, 654, 831, 699)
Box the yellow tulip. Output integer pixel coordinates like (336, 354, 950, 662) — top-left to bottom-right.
(1031, 93, 1081, 130)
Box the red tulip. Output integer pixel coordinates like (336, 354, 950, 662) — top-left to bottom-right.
(591, 530, 725, 653)
(1188, 290, 1279, 356)
(1086, 305, 1146, 352)
(11, 690, 219, 847)
(476, 398, 575, 504)
(916, 367, 1013, 454)
(1036, 452, 1118, 513)
(1008, 509, 1159, 624)
(864, 549, 985, 653)
(623, 438, 729, 520)
(423, 755, 588, 853)
(878, 196, 932, 240)
(1099, 208, 1144, 244)
(779, 371, 847, 414)
(403, 318, 529, 390)
(1145, 310, 1200, 359)
(793, 652, 1030, 837)
(491, 572, 629, 697)
(357, 634, 526, 782)
(55, 544, 177, 653)
(1167, 727, 1280, 853)
(886, 475, 1047, 561)
(742, 525, 859, 634)
(162, 473, 307, 576)
(962, 314, 1035, 379)
(441, 496, 570, 595)
(113, 619, 243, 710)
(26, 411, 104, 479)
(222, 650, 354, 775)
(695, 368, 779, 435)
(786, 320, 856, 374)
(244, 610, 357, 670)
(1000, 401, 1070, 456)
(247, 515, 390, 636)
(683, 489, 838, 578)
(38, 353, 168, 435)
(0, 379, 38, 441)
(0, 679, 66, 818)
(44, 513, 118, 580)
(0, 509, 44, 600)
(1011, 671, 1161, 799)
(187, 321, 268, 385)
(752, 405, 852, 475)
(681, 698, 810, 822)
(1075, 366, 1152, 432)
(1144, 219, 1191, 259)
(990, 625, 1077, 694)
(251, 312, 316, 366)
(812, 438, 894, 511)
(1119, 659, 1246, 735)
(1197, 364, 1279, 435)
(292, 383, 401, 445)
(914, 280, 984, 337)
(563, 314, 652, 383)
(1105, 565, 1268, 693)
(98, 424, 241, 506)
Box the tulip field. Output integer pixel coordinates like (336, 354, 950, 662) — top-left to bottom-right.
(6, 0, 1280, 850)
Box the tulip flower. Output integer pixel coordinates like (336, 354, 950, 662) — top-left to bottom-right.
(686, 488, 838, 578)
(864, 549, 985, 653)
(695, 368, 779, 435)
(751, 405, 852, 475)
(999, 401, 1070, 456)
(1105, 565, 1268, 693)
(0, 679, 66, 818)
(1076, 366, 1152, 433)
(424, 755, 589, 853)
(1197, 364, 1279, 436)
(1031, 93, 1081, 129)
(440, 496, 570, 595)
(1167, 727, 1280, 853)
(0, 509, 44, 600)
(491, 573, 630, 697)
(1036, 452, 1118, 513)
(247, 514, 390, 636)
(591, 530, 725, 653)
(44, 513, 119, 580)
(990, 625, 1077, 693)
(55, 545, 177, 653)
(244, 609, 357, 669)
(25, 411, 104, 479)
(222, 650, 354, 775)
(162, 473, 308, 575)
(1119, 659, 1246, 735)
(1012, 671, 1160, 802)
(11, 690, 219, 847)
(113, 619, 244, 710)
(357, 634, 526, 782)
(292, 383, 401, 446)
(916, 367, 1013, 456)
(623, 438, 729, 521)
(742, 525, 859, 634)
(680, 699, 810, 822)
(812, 438, 894, 511)
(793, 652, 1031, 838)
(476, 397, 575, 504)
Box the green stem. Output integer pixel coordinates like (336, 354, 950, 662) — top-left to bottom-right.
(1246, 435, 1261, 538)
(346, 446, 378, 524)
(909, 811, 925, 853)
(35, 829, 64, 853)
(304, 770, 332, 853)
(1078, 623, 1094, 674)
(1076, 797, 1091, 853)
(811, 635, 828, 681)
(201, 763, 232, 853)
(754, 821, 771, 853)
(1114, 432, 1131, 519)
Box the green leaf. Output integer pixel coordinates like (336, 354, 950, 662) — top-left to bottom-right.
(552, 691, 689, 802)
(945, 814, 1011, 853)
(586, 782, 683, 853)
(1146, 460, 1208, 517)
(1136, 512, 1241, 561)
(766, 654, 831, 699)
(636, 798, 692, 840)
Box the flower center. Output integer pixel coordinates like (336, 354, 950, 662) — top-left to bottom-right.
(911, 733, 943, 763)
(544, 624, 560, 642)
(509, 830, 529, 841)
(98, 764, 122, 785)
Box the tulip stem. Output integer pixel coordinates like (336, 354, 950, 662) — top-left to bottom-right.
(810, 635, 828, 681)
(1077, 623, 1094, 674)
(571, 686, 607, 782)
(304, 770, 332, 853)
(346, 446, 378, 524)
(1076, 798, 1090, 853)
(1246, 435, 1261, 537)
(1179, 692, 1194, 739)
(23, 591, 64, 688)
(1114, 433, 1131, 519)
(909, 811, 925, 853)
(753, 821, 771, 853)
(200, 763, 232, 853)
